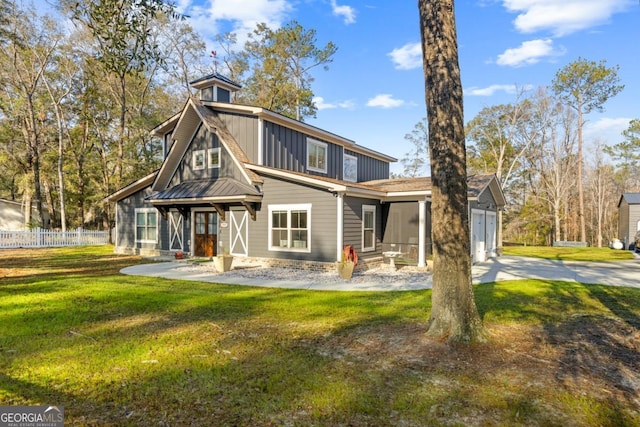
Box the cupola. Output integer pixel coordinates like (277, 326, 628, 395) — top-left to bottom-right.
(189, 73, 241, 103)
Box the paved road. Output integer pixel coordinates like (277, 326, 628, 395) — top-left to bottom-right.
(121, 254, 640, 291)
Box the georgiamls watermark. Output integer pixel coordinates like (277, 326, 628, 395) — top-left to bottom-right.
(0, 406, 64, 427)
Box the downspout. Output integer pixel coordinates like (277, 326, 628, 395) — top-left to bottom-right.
(257, 118, 263, 165)
(336, 192, 344, 261)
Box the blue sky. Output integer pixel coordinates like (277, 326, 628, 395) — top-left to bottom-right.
(177, 0, 639, 174)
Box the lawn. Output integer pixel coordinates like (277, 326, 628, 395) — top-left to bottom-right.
(503, 245, 636, 261)
(1, 246, 639, 426)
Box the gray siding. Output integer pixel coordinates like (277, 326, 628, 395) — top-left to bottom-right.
(116, 186, 168, 252)
(619, 200, 640, 246)
(262, 121, 389, 181)
(343, 197, 383, 258)
(171, 124, 243, 185)
(244, 176, 338, 262)
(217, 111, 260, 163)
(344, 149, 390, 182)
(262, 121, 312, 173)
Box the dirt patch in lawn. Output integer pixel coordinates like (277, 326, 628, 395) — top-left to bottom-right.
(314, 317, 640, 424)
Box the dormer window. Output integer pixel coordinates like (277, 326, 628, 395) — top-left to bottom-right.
(307, 138, 327, 173)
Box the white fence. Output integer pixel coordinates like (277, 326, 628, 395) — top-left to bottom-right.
(0, 228, 109, 249)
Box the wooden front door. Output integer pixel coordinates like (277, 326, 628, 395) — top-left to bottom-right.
(194, 212, 217, 257)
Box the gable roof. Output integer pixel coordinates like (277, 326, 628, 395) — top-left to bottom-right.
(152, 97, 262, 192)
(619, 193, 640, 207)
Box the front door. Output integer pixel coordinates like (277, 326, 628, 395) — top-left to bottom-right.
(194, 212, 217, 257)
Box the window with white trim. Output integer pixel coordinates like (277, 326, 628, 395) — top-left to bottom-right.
(307, 138, 327, 173)
(268, 204, 311, 251)
(135, 208, 158, 243)
(343, 152, 357, 182)
(362, 205, 376, 252)
(208, 147, 220, 168)
(193, 150, 205, 170)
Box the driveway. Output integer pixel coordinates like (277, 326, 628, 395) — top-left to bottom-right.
(120, 254, 640, 291)
(473, 255, 640, 288)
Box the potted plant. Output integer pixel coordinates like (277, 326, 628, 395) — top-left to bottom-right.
(213, 250, 233, 272)
(337, 245, 358, 279)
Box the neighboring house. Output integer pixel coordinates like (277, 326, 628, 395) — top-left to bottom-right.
(618, 193, 640, 249)
(105, 73, 505, 267)
(0, 198, 49, 230)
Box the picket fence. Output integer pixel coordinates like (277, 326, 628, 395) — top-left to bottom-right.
(0, 228, 109, 249)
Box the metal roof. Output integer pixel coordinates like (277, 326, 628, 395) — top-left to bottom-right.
(147, 178, 261, 203)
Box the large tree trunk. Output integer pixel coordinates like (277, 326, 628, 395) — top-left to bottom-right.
(419, 0, 484, 342)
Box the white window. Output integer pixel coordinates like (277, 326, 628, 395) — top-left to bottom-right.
(135, 208, 158, 243)
(307, 138, 327, 173)
(193, 150, 205, 170)
(362, 205, 376, 252)
(208, 147, 220, 168)
(343, 152, 357, 182)
(268, 204, 311, 252)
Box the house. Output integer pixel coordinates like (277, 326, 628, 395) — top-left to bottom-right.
(0, 198, 49, 230)
(105, 73, 505, 268)
(617, 193, 640, 249)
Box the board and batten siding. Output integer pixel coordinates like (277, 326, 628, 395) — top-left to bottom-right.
(217, 111, 260, 163)
(343, 196, 382, 258)
(170, 124, 243, 186)
(344, 149, 389, 182)
(245, 175, 337, 262)
(116, 186, 168, 252)
(261, 121, 389, 181)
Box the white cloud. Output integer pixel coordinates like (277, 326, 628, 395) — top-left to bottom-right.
(187, 0, 292, 44)
(496, 39, 564, 67)
(388, 42, 422, 70)
(503, 0, 632, 37)
(466, 84, 522, 96)
(313, 96, 335, 110)
(330, 0, 356, 24)
(367, 94, 405, 108)
(313, 96, 356, 110)
(584, 117, 632, 144)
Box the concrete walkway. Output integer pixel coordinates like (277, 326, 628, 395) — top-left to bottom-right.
(120, 254, 640, 291)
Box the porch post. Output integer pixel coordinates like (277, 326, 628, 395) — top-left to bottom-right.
(336, 192, 344, 262)
(418, 199, 426, 268)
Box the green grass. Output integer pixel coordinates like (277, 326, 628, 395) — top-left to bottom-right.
(1, 246, 639, 426)
(502, 245, 635, 261)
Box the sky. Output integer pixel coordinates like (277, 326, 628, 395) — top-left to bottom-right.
(34, 0, 636, 175)
(173, 0, 639, 175)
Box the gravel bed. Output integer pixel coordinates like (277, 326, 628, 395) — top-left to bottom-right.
(182, 258, 433, 288)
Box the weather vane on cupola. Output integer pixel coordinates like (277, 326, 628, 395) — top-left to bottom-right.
(210, 50, 218, 74)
